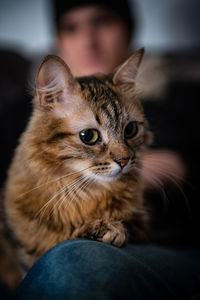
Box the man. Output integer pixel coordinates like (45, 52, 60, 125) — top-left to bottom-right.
(13, 0, 200, 299)
(55, 0, 133, 76)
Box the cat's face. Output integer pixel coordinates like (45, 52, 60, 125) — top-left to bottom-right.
(33, 49, 151, 183)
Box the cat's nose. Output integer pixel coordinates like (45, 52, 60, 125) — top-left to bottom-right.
(114, 157, 130, 169)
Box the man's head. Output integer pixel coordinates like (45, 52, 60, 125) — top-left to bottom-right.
(52, 0, 135, 76)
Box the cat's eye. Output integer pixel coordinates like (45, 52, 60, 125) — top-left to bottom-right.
(79, 129, 100, 145)
(124, 121, 138, 139)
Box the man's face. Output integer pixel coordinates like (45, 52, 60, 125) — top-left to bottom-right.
(57, 5, 131, 76)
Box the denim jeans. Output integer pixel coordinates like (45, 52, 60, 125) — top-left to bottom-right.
(13, 239, 200, 300)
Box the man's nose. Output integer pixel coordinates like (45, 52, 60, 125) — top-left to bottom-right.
(80, 24, 96, 46)
(114, 157, 130, 169)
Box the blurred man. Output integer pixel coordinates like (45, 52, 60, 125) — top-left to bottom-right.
(55, 0, 133, 76)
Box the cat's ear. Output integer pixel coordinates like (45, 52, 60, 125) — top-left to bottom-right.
(112, 48, 144, 95)
(35, 55, 80, 108)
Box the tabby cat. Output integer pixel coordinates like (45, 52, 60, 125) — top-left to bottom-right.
(3, 48, 152, 282)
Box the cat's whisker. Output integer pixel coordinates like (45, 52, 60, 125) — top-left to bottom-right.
(77, 176, 96, 199)
(142, 162, 192, 217)
(60, 178, 87, 218)
(141, 157, 185, 181)
(77, 180, 90, 212)
(142, 159, 180, 178)
(57, 176, 87, 212)
(17, 166, 93, 199)
(77, 176, 97, 213)
(138, 158, 192, 217)
(70, 182, 87, 219)
(37, 185, 69, 221)
(141, 158, 186, 189)
(69, 176, 97, 218)
(134, 165, 164, 188)
(64, 176, 89, 204)
(64, 174, 94, 210)
(37, 175, 85, 221)
(50, 175, 86, 209)
(134, 166, 170, 210)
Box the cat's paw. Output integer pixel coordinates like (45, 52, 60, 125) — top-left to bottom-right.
(77, 219, 127, 247)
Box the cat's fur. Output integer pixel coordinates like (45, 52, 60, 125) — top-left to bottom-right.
(3, 48, 152, 285)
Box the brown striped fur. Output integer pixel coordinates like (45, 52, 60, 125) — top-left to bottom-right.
(3, 48, 152, 285)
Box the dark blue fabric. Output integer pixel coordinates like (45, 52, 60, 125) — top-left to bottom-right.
(14, 239, 200, 300)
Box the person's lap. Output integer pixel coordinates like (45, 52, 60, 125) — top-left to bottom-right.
(14, 239, 200, 300)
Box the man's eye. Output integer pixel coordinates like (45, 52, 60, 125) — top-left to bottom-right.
(60, 23, 77, 34)
(79, 129, 100, 145)
(92, 15, 113, 27)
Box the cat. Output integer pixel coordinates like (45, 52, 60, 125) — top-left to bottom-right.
(3, 48, 152, 283)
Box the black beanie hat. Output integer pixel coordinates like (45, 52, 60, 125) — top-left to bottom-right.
(52, 0, 135, 38)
